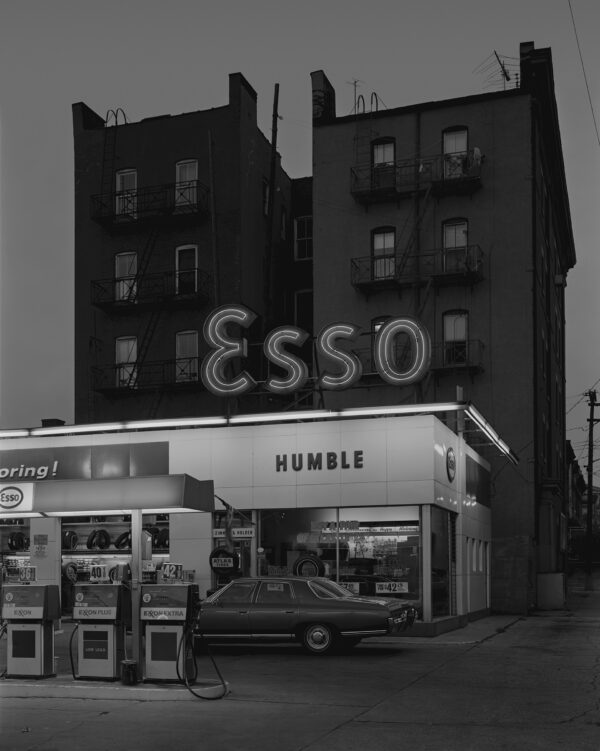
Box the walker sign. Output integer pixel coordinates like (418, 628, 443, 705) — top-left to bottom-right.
(201, 304, 431, 396)
(0, 483, 33, 513)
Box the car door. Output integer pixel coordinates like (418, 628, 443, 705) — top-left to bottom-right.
(248, 581, 299, 637)
(198, 581, 256, 636)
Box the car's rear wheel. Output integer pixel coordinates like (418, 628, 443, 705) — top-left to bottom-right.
(303, 623, 336, 654)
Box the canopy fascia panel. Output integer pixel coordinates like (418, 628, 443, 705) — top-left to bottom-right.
(31, 475, 214, 516)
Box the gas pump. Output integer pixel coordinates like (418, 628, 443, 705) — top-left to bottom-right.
(71, 583, 131, 680)
(1, 584, 60, 678)
(140, 582, 200, 682)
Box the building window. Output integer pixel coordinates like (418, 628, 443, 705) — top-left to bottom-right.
(115, 169, 137, 218)
(372, 138, 395, 167)
(442, 218, 468, 272)
(175, 159, 198, 208)
(115, 336, 137, 388)
(371, 138, 395, 190)
(175, 245, 198, 295)
(443, 310, 468, 365)
(114, 252, 138, 302)
(442, 128, 468, 179)
(175, 330, 199, 382)
(372, 227, 396, 279)
(294, 216, 313, 260)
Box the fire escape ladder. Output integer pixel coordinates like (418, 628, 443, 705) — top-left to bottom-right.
(100, 108, 127, 208)
(395, 183, 433, 279)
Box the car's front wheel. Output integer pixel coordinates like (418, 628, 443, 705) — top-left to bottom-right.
(303, 623, 336, 654)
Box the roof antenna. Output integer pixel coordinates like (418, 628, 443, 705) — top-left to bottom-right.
(494, 50, 511, 84)
(347, 78, 365, 115)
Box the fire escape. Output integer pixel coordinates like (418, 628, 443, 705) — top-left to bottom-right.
(348, 104, 486, 387)
(89, 112, 211, 419)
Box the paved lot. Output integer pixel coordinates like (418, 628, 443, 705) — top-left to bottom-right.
(1, 578, 599, 751)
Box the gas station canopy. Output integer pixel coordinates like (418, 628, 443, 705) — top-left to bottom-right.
(9, 475, 214, 516)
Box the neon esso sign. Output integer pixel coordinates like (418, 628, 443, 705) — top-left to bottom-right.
(200, 304, 431, 397)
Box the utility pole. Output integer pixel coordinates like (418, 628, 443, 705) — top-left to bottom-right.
(584, 390, 597, 591)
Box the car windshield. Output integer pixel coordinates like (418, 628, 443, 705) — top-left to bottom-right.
(309, 579, 354, 599)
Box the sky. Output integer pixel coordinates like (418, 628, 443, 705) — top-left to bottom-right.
(0, 0, 598, 475)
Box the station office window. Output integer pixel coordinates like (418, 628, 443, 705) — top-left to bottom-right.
(257, 506, 422, 602)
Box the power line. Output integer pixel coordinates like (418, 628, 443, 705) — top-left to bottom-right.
(568, 0, 600, 148)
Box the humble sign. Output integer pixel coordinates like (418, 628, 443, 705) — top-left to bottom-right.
(200, 305, 431, 397)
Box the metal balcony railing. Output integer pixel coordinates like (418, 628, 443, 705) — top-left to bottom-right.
(91, 268, 212, 311)
(92, 357, 203, 393)
(90, 180, 210, 225)
(351, 245, 484, 290)
(350, 338, 484, 377)
(430, 340, 485, 373)
(350, 150, 482, 203)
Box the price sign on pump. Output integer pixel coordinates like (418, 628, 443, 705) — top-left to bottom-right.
(162, 563, 183, 581)
(89, 564, 109, 583)
(18, 566, 36, 583)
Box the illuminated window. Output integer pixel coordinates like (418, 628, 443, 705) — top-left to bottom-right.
(175, 245, 198, 295)
(442, 218, 468, 272)
(175, 330, 199, 382)
(372, 227, 396, 279)
(443, 128, 468, 179)
(443, 311, 468, 365)
(175, 159, 198, 208)
(114, 252, 137, 302)
(115, 336, 137, 388)
(115, 169, 137, 217)
(294, 216, 312, 260)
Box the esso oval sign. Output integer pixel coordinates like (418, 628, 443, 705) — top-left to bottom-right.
(0, 486, 24, 510)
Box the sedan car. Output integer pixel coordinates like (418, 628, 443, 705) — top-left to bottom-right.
(195, 576, 418, 655)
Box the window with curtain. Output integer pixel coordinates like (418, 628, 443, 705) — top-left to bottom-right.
(442, 128, 468, 179)
(443, 311, 468, 365)
(115, 169, 137, 217)
(115, 336, 137, 388)
(114, 252, 137, 302)
(175, 330, 199, 382)
(372, 227, 396, 279)
(371, 138, 395, 190)
(175, 160, 198, 208)
(442, 218, 468, 272)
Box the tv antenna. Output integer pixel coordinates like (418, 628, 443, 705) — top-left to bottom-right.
(473, 51, 519, 91)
